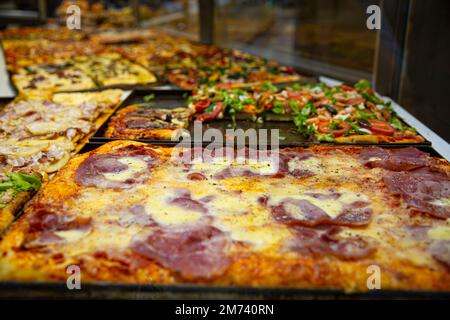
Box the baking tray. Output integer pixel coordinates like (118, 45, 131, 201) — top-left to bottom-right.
(1, 143, 448, 299)
(0, 282, 449, 300)
(0, 50, 175, 95)
(89, 89, 432, 148)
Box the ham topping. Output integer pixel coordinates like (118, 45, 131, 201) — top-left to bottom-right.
(383, 167, 450, 219)
(290, 226, 375, 260)
(359, 147, 428, 171)
(271, 197, 372, 227)
(23, 205, 91, 248)
(428, 240, 450, 269)
(131, 225, 230, 279)
(75, 153, 154, 189)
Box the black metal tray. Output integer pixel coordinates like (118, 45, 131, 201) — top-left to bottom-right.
(1, 281, 449, 300)
(89, 89, 432, 148)
(0, 42, 179, 95)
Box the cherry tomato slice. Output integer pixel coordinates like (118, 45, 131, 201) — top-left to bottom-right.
(194, 99, 210, 112)
(318, 121, 351, 137)
(340, 85, 355, 92)
(367, 119, 395, 135)
(196, 102, 223, 122)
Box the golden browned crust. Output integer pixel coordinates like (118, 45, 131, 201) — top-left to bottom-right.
(0, 191, 34, 234)
(335, 134, 426, 144)
(0, 141, 449, 293)
(104, 105, 191, 140)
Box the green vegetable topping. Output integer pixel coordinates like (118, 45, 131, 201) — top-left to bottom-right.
(143, 93, 155, 102)
(272, 101, 285, 114)
(261, 81, 278, 93)
(0, 173, 41, 193)
(355, 79, 371, 91)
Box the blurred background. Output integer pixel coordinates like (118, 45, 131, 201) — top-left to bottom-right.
(0, 0, 448, 141)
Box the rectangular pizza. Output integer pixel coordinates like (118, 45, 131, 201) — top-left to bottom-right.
(12, 63, 97, 94)
(104, 104, 193, 140)
(2, 39, 104, 73)
(72, 53, 157, 87)
(165, 47, 301, 90)
(0, 89, 124, 175)
(0, 140, 448, 293)
(0, 26, 86, 42)
(189, 80, 425, 144)
(0, 171, 41, 233)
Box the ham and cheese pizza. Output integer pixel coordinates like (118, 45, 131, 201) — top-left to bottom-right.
(0, 141, 448, 293)
(104, 105, 193, 140)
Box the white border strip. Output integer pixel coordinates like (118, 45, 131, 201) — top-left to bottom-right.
(0, 45, 15, 98)
(386, 97, 450, 160)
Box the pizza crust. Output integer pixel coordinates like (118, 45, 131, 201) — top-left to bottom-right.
(0, 141, 448, 292)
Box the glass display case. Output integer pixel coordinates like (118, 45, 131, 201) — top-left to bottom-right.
(0, 0, 449, 301)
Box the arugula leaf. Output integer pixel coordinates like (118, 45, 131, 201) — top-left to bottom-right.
(293, 112, 316, 138)
(356, 110, 376, 119)
(0, 181, 13, 192)
(301, 102, 316, 116)
(316, 133, 334, 142)
(9, 173, 41, 192)
(361, 92, 382, 105)
(228, 108, 237, 127)
(0, 173, 41, 193)
(261, 81, 278, 93)
(143, 93, 155, 102)
(204, 104, 215, 113)
(272, 100, 285, 114)
(290, 83, 302, 91)
(288, 100, 300, 113)
(267, 66, 280, 75)
(355, 79, 371, 91)
(389, 117, 404, 131)
(329, 121, 340, 130)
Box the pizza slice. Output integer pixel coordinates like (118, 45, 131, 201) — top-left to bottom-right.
(2, 39, 103, 73)
(189, 80, 424, 144)
(0, 171, 41, 232)
(0, 137, 74, 175)
(0, 141, 448, 292)
(72, 53, 157, 87)
(104, 105, 193, 140)
(12, 63, 96, 93)
(0, 89, 123, 146)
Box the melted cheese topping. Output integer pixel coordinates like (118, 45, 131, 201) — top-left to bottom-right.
(431, 197, 450, 207)
(3, 142, 449, 290)
(288, 157, 322, 174)
(428, 226, 450, 240)
(143, 194, 203, 226)
(191, 156, 278, 177)
(53, 89, 123, 107)
(103, 157, 147, 182)
(268, 186, 369, 219)
(54, 228, 90, 242)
